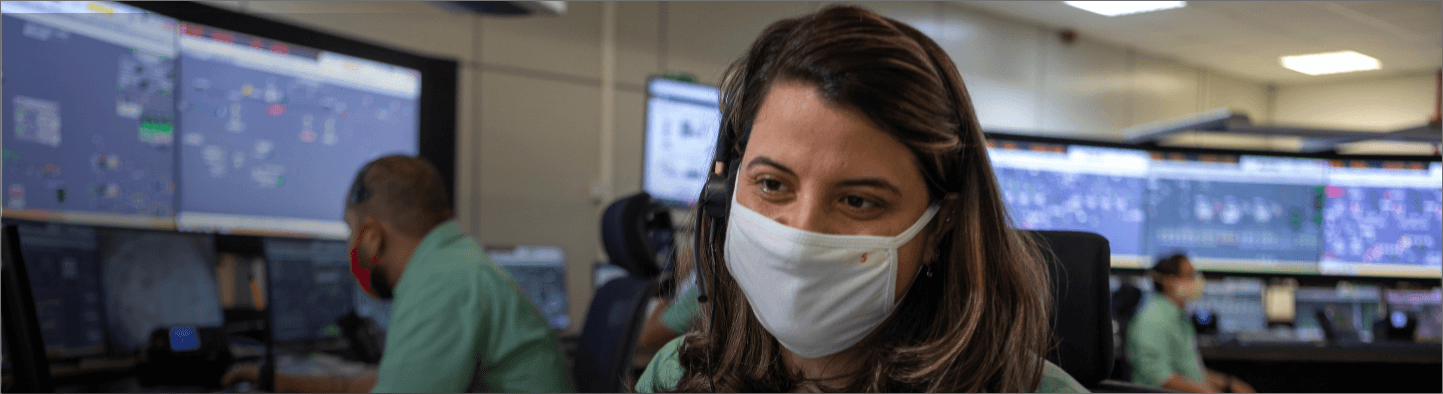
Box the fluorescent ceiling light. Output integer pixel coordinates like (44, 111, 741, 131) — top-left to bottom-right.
(1064, 1, 1186, 17)
(1280, 51, 1382, 76)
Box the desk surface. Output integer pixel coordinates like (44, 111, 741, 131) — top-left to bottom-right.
(1201, 342, 1441, 364)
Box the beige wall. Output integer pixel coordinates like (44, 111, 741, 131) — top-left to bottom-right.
(197, 1, 1433, 332)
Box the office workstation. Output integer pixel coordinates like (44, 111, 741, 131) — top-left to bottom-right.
(3, 1, 1440, 393)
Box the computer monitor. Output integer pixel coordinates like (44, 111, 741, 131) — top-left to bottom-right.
(262, 238, 354, 343)
(98, 228, 223, 354)
(1, 1, 179, 229)
(174, 22, 421, 238)
(1385, 288, 1442, 341)
(7, 223, 108, 360)
(1319, 160, 1442, 278)
(486, 245, 570, 331)
(643, 78, 721, 207)
(1144, 153, 1327, 274)
(987, 139, 1151, 267)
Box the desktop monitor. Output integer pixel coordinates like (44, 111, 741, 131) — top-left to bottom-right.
(262, 238, 356, 343)
(1144, 153, 1326, 274)
(7, 222, 108, 360)
(1, 1, 179, 229)
(486, 245, 570, 331)
(1319, 160, 1442, 278)
(987, 139, 1151, 267)
(174, 22, 421, 239)
(98, 228, 223, 354)
(1385, 288, 1442, 342)
(643, 78, 721, 207)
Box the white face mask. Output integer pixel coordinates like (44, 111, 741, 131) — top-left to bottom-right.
(1179, 272, 1206, 304)
(725, 191, 940, 359)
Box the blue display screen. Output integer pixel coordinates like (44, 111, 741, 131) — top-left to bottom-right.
(988, 140, 1150, 260)
(1320, 161, 1443, 274)
(175, 25, 420, 237)
(1144, 154, 1326, 270)
(1, 7, 179, 225)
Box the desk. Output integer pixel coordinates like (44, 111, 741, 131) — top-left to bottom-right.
(1201, 342, 1441, 364)
(1201, 342, 1442, 393)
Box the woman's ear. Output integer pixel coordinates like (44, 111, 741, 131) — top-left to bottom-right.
(922, 194, 961, 264)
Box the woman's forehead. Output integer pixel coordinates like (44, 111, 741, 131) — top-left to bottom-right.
(746, 84, 923, 185)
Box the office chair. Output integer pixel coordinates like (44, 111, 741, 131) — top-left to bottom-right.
(600, 192, 671, 280)
(2, 225, 56, 393)
(1110, 282, 1144, 382)
(573, 194, 670, 392)
(573, 275, 657, 392)
(1027, 230, 1160, 393)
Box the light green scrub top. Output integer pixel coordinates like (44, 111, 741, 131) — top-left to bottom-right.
(635, 336, 1089, 393)
(371, 221, 573, 393)
(1126, 295, 1206, 388)
(661, 287, 701, 334)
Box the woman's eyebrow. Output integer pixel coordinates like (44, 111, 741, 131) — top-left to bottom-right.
(836, 178, 902, 196)
(746, 156, 797, 176)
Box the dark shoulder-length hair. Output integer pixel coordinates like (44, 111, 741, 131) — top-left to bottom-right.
(672, 4, 1054, 393)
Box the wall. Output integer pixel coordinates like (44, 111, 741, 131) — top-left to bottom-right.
(199, 1, 1295, 333)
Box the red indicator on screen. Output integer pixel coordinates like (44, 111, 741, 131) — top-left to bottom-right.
(267, 104, 286, 117)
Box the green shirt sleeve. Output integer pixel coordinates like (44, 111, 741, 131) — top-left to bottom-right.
(1036, 360, 1090, 393)
(372, 268, 483, 393)
(661, 287, 700, 334)
(635, 336, 687, 393)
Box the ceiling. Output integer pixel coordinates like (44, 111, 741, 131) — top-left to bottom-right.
(952, 1, 1442, 85)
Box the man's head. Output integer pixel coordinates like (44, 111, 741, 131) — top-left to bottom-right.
(344, 155, 455, 299)
(1151, 251, 1203, 305)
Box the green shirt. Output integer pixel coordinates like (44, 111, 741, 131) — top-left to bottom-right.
(1126, 295, 1205, 388)
(661, 287, 700, 334)
(635, 336, 1088, 393)
(371, 221, 573, 393)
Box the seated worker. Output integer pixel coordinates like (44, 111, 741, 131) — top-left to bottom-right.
(1128, 253, 1255, 393)
(636, 5, 1086, 392)
(639, 224, 701, 352)
(223, 155, 573, 393)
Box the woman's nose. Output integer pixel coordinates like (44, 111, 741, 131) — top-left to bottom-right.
(771, 193, 835, 234)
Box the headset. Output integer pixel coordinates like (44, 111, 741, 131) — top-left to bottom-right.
(691, 101, 743, 391)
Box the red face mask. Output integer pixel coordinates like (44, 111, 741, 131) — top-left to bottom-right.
(350, 226, 382, 298)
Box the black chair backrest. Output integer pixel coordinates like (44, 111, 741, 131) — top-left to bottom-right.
(2, 225, 56, 392)
(601, 193, 670, 278)
(572, 275, 656, 393)
(1029, 230, 1114, 388)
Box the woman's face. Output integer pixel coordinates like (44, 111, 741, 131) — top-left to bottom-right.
(734, 82, 933, 301)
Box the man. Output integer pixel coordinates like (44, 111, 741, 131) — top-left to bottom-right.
(1128, 252, 1255, 393)
(224, 155, 573, 392)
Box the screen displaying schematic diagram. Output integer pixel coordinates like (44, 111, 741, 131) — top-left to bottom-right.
(1319, 161, 1442, 278)
(1, 2, 179, 229)
(644, 78, 721, 207)
(485, 245, 570, 331)
(987, 140, 1151, 267)
(174, 23, 420, 238)
(1144, 153, 1327, 274)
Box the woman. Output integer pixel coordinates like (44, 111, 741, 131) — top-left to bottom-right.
(636, 5, 1085, 393)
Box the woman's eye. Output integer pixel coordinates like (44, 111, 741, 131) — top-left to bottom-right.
(760, 179, 784, 193)
(843, 195, 874, 209)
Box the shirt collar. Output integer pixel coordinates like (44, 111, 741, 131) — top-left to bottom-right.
(1150, 293, 1188, 323)
(393, 220, 465, 298)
